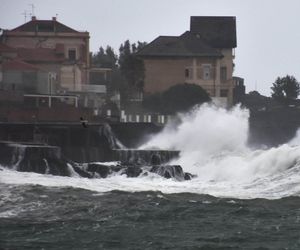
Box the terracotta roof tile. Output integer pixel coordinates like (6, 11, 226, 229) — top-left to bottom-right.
(10, 19, 79, 33)
(2, 59, 42, 71)
(137, 32, 222, 58)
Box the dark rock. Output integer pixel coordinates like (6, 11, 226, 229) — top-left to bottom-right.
(87, 163, 110, 178)
(110, 164, 123, 173)
(125, 166, 143, 177)
(0, 141, 194, 181)
(1, 143, 71, 177)
(151, 154, 161, 165)
(113, 149, 179, 166)
(73, 165, 93, 178)
(184, 172, 193, 180)
(150, 165, 185, 180)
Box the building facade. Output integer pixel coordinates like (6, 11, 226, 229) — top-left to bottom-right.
(0, 16, 90, 93)
(137, 16, 237, 106)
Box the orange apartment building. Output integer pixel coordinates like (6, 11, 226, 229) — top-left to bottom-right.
(137, 16, 237, 106)
(0, 17, 110, 122)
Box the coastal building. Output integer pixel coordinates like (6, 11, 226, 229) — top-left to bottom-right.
(0, 16, 90, 92)
(233, 76, 246, 104)
(137, 16, 237, 106)
(0, 17, 110, 122)
(0, 43, 47, 93)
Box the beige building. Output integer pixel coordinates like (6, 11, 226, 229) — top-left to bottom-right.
(1, 16, 90, 93)
(137, 16, 237, 106)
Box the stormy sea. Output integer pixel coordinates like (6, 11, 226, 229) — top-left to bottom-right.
(2, 105, 300, 249)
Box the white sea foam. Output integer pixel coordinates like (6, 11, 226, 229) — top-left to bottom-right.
(2, 104, 300, 199)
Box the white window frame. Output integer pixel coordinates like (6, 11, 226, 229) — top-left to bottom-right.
(202, 64, 212, 80)
(184, 67, 193, 80)
(67, 48, 77, 60)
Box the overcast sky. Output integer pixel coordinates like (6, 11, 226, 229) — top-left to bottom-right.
(1, 0, 300, 96)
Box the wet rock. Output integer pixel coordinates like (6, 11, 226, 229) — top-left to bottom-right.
(149, 165, 195, 181)
(87, 163, 110, 178)
(151, 154, 161, 165)
(113, 149, 179, 166)
(150, 165, 185, 180)
(125, 166, 143, 177)
(73, 165, 93, 178)
(184, 172, 194, 180)
(0, 141, 194, 181)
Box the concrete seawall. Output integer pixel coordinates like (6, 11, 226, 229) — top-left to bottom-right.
(0, 123, 114, 163)
(0, 122, 164, 163)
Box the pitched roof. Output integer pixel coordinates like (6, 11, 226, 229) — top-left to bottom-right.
(2, 59, 42, 71)
(136, 32, 222, 58)
(10, 19, 79, 33)
(137, 16, 237, 58)
(190, 16, 237, 48)
(17, 47, 65, 63)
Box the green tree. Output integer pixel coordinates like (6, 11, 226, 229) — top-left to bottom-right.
(271, 75, 300, 101)
(92, 46, 118, 68)
(143, 83, 211, 114)
(119, 40, 147, 91)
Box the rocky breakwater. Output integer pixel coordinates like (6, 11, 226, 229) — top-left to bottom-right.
(109, 149, 194, 180)
(70, 162, 194, 181)
(0, 140, 194, 181)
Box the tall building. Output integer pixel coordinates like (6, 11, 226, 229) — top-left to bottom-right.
(137, 16, 237, 106)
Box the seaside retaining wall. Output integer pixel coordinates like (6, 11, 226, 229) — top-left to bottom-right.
(0, 123, 113, 163)
(0, 122, 163, 163)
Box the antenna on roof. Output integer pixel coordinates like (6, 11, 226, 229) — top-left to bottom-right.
(21, 11, 28, 23)
(29, 4, 35, 16)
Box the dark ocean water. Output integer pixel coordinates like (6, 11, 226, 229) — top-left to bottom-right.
(1, 183, 300, 250)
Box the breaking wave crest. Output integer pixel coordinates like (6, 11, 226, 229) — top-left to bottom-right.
(141, 104, 300, 182)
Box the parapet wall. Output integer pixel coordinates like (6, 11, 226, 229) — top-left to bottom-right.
(0, 122, 163, 163)
(0, 123, 112, 163)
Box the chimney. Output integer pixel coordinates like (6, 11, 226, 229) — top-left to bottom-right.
(52, 17, 57, 21)
(31, 16, 37, 21)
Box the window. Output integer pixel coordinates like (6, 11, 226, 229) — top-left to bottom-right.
(185, 68, 193, 79)
(221, 66, 227, 82)
(185, 68, 189, 78)
(68, 49, 76, 61)
(220, 89, 229, 97)
(203, 65, 211, 80)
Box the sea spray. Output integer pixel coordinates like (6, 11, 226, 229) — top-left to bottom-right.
(141, 104, 250, 175)
(288, 128, 300, 146)
(141, 104, 300, 183)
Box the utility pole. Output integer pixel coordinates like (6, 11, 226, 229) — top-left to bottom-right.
(21, 11, 28, 23)
(29, 4, 35, 16)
